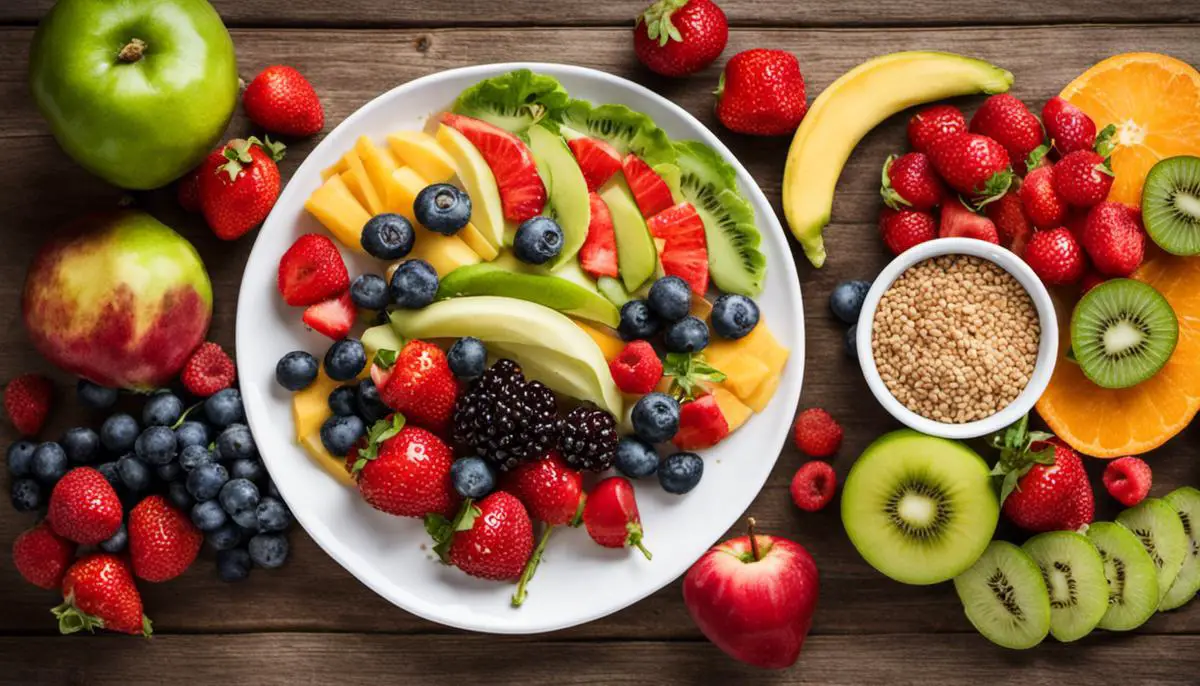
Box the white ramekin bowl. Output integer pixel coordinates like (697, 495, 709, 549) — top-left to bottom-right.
(856, 237, 1059, 440)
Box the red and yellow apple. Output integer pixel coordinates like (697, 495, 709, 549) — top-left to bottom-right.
(22, 210, 213, 390)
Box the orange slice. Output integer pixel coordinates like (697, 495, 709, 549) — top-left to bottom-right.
(1036, 249, 1200, 457)
(1060, 53, 1200, 207)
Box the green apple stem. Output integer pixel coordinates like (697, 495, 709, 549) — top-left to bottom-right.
(118, 38, 147, 63)
(512, 525, 554, 608)
(747, 517, 762, 562)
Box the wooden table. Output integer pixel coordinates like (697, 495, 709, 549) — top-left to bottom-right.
(3, 1, 1200, 683)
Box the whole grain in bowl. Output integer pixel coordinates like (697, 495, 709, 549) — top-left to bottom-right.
(871, 255, 1040, 424)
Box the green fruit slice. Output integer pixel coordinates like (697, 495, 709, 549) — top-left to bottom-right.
(1070, 279, 1179, 389)
(1141, 155, 1200, 256)
(1086, 521, 1160, 631)
(1022, 531, 1108, 642)
(559, 100, 675, 165)
(1160, 487, 1200, 610)
(451, 69, 570, 135)
(596, 276, 631, 307)
(436, 256, 619, 328)
(435, 124, 506, 250)
(953, 540, 1050, 650)
(1116, 497, 1189, 603)
(599, 175, 657, 292)
(362, 324, 404, 364)
(526, 124, 590, 269)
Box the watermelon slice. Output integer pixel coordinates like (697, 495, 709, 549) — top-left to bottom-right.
(303, 291, 357, 340)
(579, 192, 619, 279)
(647, 202, 709, 296)
(441, 113, 545, 222)
(623, 153, 675, 218)
(568, 136, 622, 192)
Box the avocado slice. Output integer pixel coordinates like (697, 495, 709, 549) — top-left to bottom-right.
(599, 175, 657, 292)
(526, 124, 590, 270)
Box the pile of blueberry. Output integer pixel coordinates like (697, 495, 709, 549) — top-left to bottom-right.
(828, 279, 872, 359)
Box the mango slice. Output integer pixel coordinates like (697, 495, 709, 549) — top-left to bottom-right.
(388, 130, 458, 184)
(305, 174, 371, 253)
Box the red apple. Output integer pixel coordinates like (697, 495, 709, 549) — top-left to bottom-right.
(22, 210, 212, 390)
(683, 519, 819, 669)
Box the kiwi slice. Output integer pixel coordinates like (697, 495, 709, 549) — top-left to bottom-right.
(1142, 156, 1200, 255)
(841, 430, 999, 585)
(1085, 521, 1160, 630)
(1021, 531, 1108, 642)
(1071, 279, 1178, 389)
(451, 69, 570, 134)
(1116, 497, 1189, 603)
(559, 100, 675, 165)
(1160, 487, 1200, 610)
(953, 540, 1050, 650)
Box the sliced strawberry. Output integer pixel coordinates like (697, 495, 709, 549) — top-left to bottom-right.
(647, 202, 709, 296)
(673, 394, 729, 450)
(568, 136, 622, 192)
(622, 154, 675, 219)
(579, 192, 619, 279)
(441, 113, 545, 222)
(303, 291, 356, 340)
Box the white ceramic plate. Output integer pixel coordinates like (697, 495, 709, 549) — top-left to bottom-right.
(236, 63, 804, 634)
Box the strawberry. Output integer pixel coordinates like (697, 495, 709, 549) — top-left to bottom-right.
(127, 495, 202, 582)
(647, 202, 709, 296)
(610, 340, 664, 395)
(1023, 228, 1086, 286)
(302, 291, 357, 340)
(502, 451, 585, 526)
(53, 554, 150, 636)
(790, 461, 837, 512)
(379, 340, 458, 435)
(879, 208, 936, 256)
(907, 104, 967, 154)
(242, 65, 324, 138)
(984, 187, 1033, 255)
(1019, 165, 1068, 230)
(579, 192, 619, 279)
(583, 477, 651, 559)
(442, 113, 545, 222)
(939, 201, 1000, 244)
(12, 522, 76, 590)
(198, 136, 285, 240)
(792, 408, 842, 458)
(1103, 457, 1152, 507)
(881, 153, 946, 211)
(968, 94, 1044, 175)
(48, 467, 122, 545)
(180, 342, 236, 397)
(715, 49, 807, 136)
(1042, 96, 1097, 157)
(568, 137, 622, 192)
(1082, 202, 1145, 277)
(177, 167, 202, 213)
(928, 133, 1012, 201)
(673, 393, 729, 450)
(1052, 149, 1113, 208)
(352, 419, 458, 518)
(4, 373, 52, 436)
(993, 417, 1094, 533)
(277, 233, 350, 306)
(633, 0, 728, 77)
(447, 491, 534, 581)
(623, 154, 676, 219)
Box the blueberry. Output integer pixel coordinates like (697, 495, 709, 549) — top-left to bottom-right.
(248, 533, 290, 569)
(96, 461, 121, 490)
(829, 280, 871, 325)
(207, 523, 243, 551)
(134, 426, 177, 466)
(100, 414, 139, 454)
(845, 324, 859, 360)
(275, 351, 319, 391)
(6, 440, 36, 477)
(179, 444, 213, 472)
(191, 499, 228, 531)
(663, 316, 709, 353)
(355, 379, 389, 424)
(361, 213, 415, 260)
(232, 507, 260, 530)
(204, 389, 245, 428)
(711, 294, 761, 340)
(217, 548, 253, 581)
(389, 260, 439, 309)
(187, 462, 229, 502)
(658, 452, 703, 494)
(117, 454, 151, 492)
(230, 458, 266, 483)
(320, 415, 365, 457)
(142, 391, 183, 427)
(647, 276, 692, 322)
(168, 481, 193, 511)
(216, 424, 256, 462)
(447, 337, 487, 379)
(631, 392, 681, 443)
(255, 496, 292, 532)
(11, 478, 41, 511)
(98, 522, 128, 553)
(328, 386, 357, 416)
(156, 461, 182, 483)
(325, 339, 367, 382)
(414, 183, 471, 235)
(618, 300, 661, 341)
(60, 428, 100, 465)
(175, 421, 211, 451)
(350, 273, 390, 311)
(219, 478, 260, 516)
(76, 379, 118, 409)
(615, 437, 659, 479)
(32, 442, 68, 485)
(513, 216, 564, 265)
(450, 456, 495, 499)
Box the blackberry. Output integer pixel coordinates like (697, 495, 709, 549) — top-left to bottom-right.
(560, 406, 618, 472)
(453, 359, 559, 472)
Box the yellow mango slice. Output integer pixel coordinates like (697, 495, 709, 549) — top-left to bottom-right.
(321, 157, 348, 180)
(342, 151, 384, 214)
(388, 130, 458, 183)
(712, 387, 753, 433)
(355, 136, 399, 197)
(716, 356, 771, 402)
(576, 321, 624, 362)
(383, 167, 494, 269)
(300, 432, 355, 487)
(305, 174, 371, 253)
(291, 370, 354, 487)
(744, 374, 781, 414)
(704, 320, 789, 412)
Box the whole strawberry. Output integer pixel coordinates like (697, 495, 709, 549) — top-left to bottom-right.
(993, 417, 1094, 533)
(448, 491, 534, 581)
(881, 153, 946, 211)
(939, 202, 1000, 244)
(1020, 165, 1067, 230)
(181, 342, 236, 397)
(199, 136, 286, 240)
(583, 477, 652, 559)
(928, 133, 1012, 201)
(1023, 228, 1086, 286)
(879, 208, 936, 256)
(128, 495, 202, 582)
(177, 167, 202, 213)
(352, 420, 458, 518)
(13, 522, 76, 590)
(48, 467, 122, 545)
(1042, 96, 1097, 157)
(715, 49, 807, 136)
(1052, 149, 1113, 208)
(907, 104, 967, 154)
(277, 233, 350, 307)
(4, 373, 52, 436)
(1082, 202, 1145, 277)
(243, 65, 324, 137)
(969, 94, 1044, 175)
(633, 0, 727, 77)
(380, 340, 459, 435)
(53, 554, 150, 636)
(502, 451, 585, 526)
(984, 187, 1033, 255)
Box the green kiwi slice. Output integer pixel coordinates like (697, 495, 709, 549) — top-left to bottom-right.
(1160, 486, 1200, 610)
(1116, 497, 1189, 603)
(953, 540, 1050, 650)
(1022, 531, 1108, 642)
(1070, 279, 1178, 389)
(1086, 521, 1160, 631)
(451, 69, 571, 134)
(558, 99, 675, 165)
(1142, 155, 1200, 255)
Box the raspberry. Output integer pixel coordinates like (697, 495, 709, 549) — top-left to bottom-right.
(609, 341, 663, 395)
(4, 373, 53, 436)
(790, 461, 837, 512)
(1103, 456, 1152, 507)
(792, 408, 843, 457)
(181, 343, 236, 397)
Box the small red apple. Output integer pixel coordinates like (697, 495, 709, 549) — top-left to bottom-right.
(683, 519, 819, 669)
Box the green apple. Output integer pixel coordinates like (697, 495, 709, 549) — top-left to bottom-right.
(438, 254, 619, 327)
(29, 0, 238, 190)
(599, 176, 657, 292)
(527, 124, 590, 269)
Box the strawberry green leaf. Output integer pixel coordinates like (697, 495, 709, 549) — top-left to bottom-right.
(512, 526, 554, 607)
(663, 352, 726, 401)
(641, 0, 688, 47)
(974, 170, 1014, 208)
(260, 135, 287, 162)
(428, 498, 480, 563)
(879, 155, 911, 210)
(373, 348, 398, 371)
(1026, 144, 1050, 171)
(352, 414, 406, 475)
(1094, 124, 1117, 159)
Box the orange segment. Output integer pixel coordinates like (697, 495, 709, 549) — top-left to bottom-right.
(1060, 53, 1200, 207)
